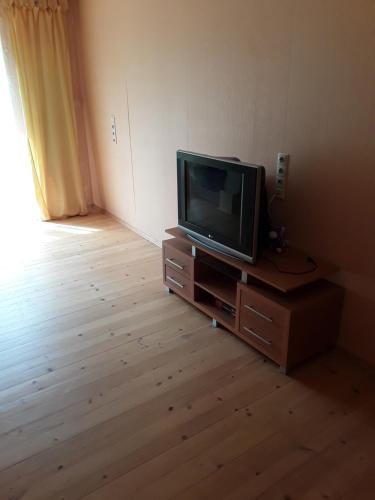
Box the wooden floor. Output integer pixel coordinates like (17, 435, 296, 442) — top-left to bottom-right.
(0, 214, 374, 500)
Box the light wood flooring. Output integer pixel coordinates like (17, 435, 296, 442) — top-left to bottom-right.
(0, 214, 374, 500)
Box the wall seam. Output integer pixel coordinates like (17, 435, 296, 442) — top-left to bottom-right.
(125, 79, 137, 214)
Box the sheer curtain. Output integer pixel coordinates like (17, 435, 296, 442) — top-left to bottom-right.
(0, 9, 38, 225)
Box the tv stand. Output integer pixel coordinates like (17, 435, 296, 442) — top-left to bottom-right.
(163, 227, 344, 373)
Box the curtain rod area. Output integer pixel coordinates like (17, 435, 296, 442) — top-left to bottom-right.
(0, 0, 69, 11)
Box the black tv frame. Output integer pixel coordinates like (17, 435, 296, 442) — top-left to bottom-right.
(177, 150, 267, 264)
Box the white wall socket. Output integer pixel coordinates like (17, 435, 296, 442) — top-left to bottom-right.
(275, 153, 289, 199)
(111, 115, 118, 144)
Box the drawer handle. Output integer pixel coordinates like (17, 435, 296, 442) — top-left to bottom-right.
(166, 276, 184, 289)
(166, 258, 184, 271)
(244, 304, 273, 323)
(243, 326, 272, 346)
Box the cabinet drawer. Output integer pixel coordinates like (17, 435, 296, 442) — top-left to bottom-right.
(240, 286, 289, 333)
(164, 266, 193, 300)
(239, 307, 286, 347)
(163, 241, 193, 280)
(237, 320, 283, 364)
(238, 285, 289, 364)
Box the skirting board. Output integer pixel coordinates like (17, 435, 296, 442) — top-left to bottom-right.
(94, 206, 162, 248)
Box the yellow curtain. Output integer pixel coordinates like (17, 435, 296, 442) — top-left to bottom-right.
(1, 0, 87, 220)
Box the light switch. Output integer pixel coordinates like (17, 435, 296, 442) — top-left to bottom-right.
(111, 115, 117, 144)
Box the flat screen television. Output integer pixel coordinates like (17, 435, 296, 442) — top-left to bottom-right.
(177, 150, 268, 264)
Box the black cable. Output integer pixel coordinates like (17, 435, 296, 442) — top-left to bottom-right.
(264, 189, 318, 275)
(263, 255, 318, 275)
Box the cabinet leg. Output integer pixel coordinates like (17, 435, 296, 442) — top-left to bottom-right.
(212, 319, 218, 328)
(167, 287, 174, 294)
(279, 366, 288, 375)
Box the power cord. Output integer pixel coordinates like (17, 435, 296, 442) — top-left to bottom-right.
(266, 186, 317, 275)
(263, 255, 318, 275)
(268, 191, 278, 209)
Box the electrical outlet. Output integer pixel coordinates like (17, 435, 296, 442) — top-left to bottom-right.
(111, 115, 117, 144)
(275, 153, 289, 199)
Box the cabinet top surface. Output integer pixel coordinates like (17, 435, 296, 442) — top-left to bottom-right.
(164, 227, 338, 293)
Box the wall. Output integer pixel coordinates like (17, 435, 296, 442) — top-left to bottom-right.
(77, 0, 375, 364)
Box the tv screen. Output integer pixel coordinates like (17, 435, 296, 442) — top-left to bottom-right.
(177, 151, 266, 264)
(185, 161, 243, 245)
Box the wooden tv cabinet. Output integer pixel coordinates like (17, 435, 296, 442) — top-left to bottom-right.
(162, 227, 344, 374)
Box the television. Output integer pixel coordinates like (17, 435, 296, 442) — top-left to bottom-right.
(177, 150, 268, 264)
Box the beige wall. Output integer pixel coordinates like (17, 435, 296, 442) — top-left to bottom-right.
(77, 0, 375, 363)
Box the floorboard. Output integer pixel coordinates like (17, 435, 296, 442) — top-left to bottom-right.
(0, 214, 374, 500)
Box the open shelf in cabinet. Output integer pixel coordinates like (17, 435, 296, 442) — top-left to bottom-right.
(195, 272, 237, 309)
(194, 288, 236, 332)
(194, 257, 238, 309)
